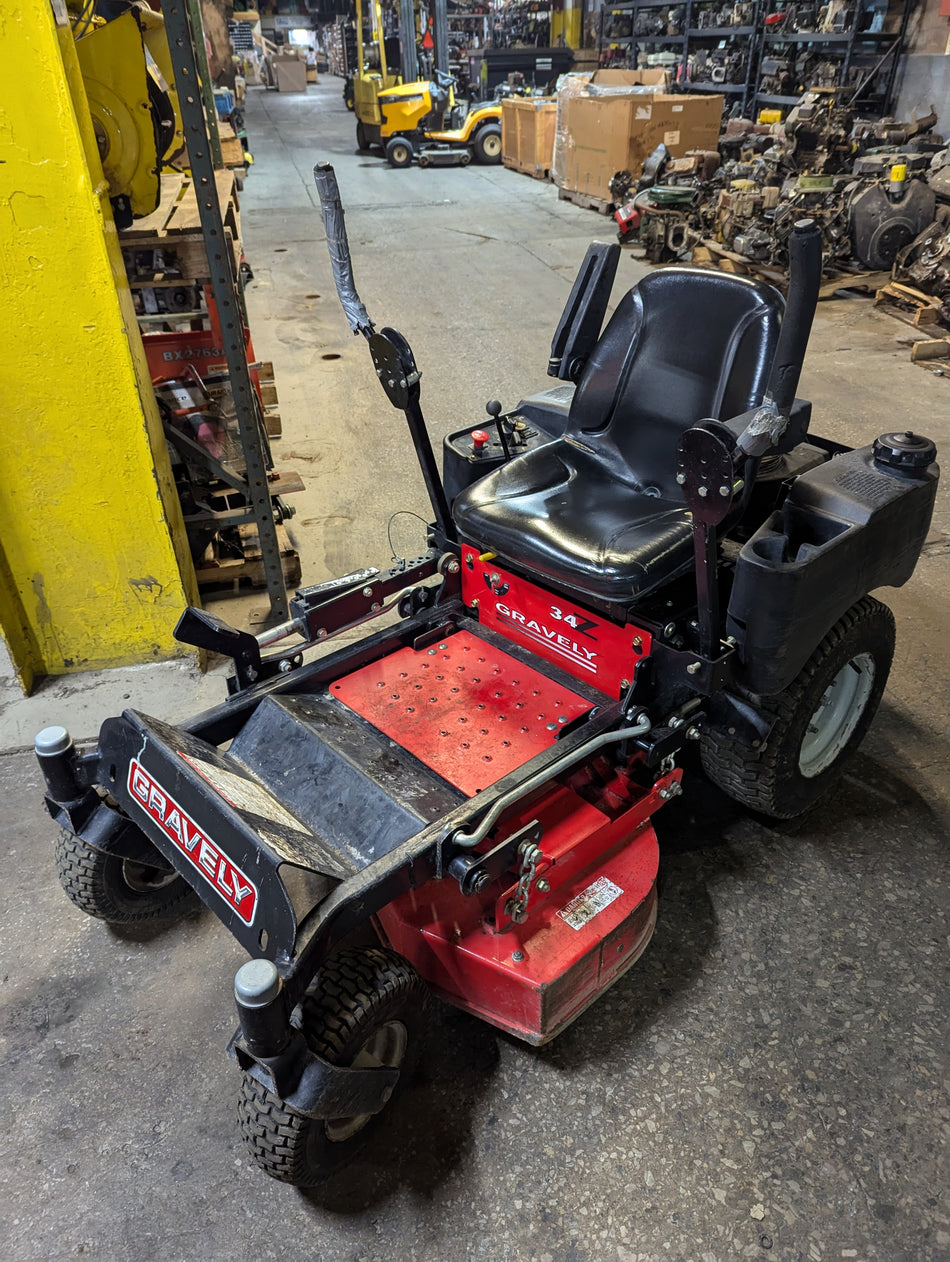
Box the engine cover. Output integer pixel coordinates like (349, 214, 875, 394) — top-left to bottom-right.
(849, 179, 937, 270)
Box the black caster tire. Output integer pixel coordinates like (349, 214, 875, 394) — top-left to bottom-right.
(343, 80, 355, 111)
(356, 120, 369, 151)
(55, 829, 198, 925)
(472, 124, 502, 164)
(237, 947, 429, 1186)
(385, 137, 414, 168)
(700, 596, 895, 820)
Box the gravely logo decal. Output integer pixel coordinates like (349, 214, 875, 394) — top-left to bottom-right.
(128, 759, 258, 925)
(494, 601, 599, 673)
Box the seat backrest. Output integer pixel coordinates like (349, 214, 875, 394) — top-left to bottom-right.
(565, 267, 784, 498)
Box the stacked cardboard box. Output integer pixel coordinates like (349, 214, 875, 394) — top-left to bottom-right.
(553, 70, 723, 203)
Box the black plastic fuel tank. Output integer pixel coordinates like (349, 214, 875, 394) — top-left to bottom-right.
(726, 432, 938, 696)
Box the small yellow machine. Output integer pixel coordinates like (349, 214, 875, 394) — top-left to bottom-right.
(375, 74, 503, 168)
(352, 0, 501, 168)
(71, 1, 182, 224)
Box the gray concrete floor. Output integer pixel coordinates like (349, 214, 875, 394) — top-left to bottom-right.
(1, 79, 949, 1261)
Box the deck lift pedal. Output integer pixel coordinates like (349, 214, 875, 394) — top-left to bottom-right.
(38, 163, 939, 1187)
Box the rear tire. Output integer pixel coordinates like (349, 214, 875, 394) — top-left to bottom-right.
(237, 947, 428, 1186)
(472, 124, 502, 164)
(700, 596, 895, 819)
(356, 120, 369, 150)
(55, 829, 197, 925)
(385, 137, 413, 168)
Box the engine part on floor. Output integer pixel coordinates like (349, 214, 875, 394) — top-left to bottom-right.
(784, 91, 857, 175)
(609, 169, 635, 203)
(849, 173, 937, 270)
(637, 143, 670, 192)
(851, 151, 931, 177)
(894, 207, 950, 322)
(930, 148, 950, 203)
(617, 186, 697, 261)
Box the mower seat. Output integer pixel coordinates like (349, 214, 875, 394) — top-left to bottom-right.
(453, 267, 784, 609)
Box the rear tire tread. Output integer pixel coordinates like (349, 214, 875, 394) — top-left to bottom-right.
(700, 596, 895, 818)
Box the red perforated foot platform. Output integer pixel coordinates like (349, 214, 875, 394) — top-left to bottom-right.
(331, 630, 593, 796)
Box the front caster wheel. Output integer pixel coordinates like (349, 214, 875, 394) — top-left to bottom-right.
(385, 137, 414, 168)
(701, 596, 895, 819)
(237, 947, 429, 1186)
(55, 829, 198, 925)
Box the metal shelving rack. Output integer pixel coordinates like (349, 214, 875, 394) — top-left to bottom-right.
(163, 0, 290, 623)
(597, 0, 915, 120)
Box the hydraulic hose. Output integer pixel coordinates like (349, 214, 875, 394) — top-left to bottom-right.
(313, 163, 374, 338)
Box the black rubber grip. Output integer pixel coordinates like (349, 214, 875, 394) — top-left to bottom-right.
(313, 162, 373, 337)
(766, 218, 822, 415)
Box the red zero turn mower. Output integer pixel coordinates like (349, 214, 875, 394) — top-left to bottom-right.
(38, 163, 939, 1187)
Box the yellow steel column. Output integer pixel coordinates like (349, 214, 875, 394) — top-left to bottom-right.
(0, 0, 198, 692)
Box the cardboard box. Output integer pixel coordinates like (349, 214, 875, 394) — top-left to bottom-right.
(551, 69, 672, 188)
(273, 52, 307, 93)
(586, 68, 671, 90)
(501, 97, 558, 178)
(561, 93, 723, 202)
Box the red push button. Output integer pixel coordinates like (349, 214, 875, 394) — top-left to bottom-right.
(472, 429, 490, 452)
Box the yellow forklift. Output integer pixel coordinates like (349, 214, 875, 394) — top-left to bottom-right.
(353, 0, 502, 168)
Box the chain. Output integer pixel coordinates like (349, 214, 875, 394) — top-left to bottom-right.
(509, 841, 542, 923)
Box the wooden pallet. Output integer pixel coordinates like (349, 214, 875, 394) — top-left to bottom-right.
(120, 172, 241, 282)
(218, 120, 245, 172)
(874, 281, 947, 329)
(503, 156, 551, 181)
(257, 360, 282, 437)
(692, 242, 890, 299)
(195, 522, 301, 592)
(557, 186, 614, 216)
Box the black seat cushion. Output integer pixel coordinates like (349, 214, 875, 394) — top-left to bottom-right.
(454, 267, 784, 606)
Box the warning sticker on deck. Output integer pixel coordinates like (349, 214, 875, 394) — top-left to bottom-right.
(557, 876, 623, 930)
(179, 753, 309, 833)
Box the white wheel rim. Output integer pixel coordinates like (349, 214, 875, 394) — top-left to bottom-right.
(798, 653, 875, 778)
(324, 1020, 407, 1143)
(483, 133, 501, 157)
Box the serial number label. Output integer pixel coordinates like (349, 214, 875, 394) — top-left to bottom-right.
(557, 876, 623, 930)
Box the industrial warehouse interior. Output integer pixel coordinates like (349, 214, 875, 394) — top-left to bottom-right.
(1, 0, 949, 1258)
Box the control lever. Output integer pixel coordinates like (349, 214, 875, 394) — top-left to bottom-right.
(174, 607, 263, 690)
(485, 400, 512, 461)
(313, 161, 455, 542)
(737, 218, 822, 459)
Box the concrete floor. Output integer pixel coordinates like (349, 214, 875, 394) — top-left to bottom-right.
(1, 79, 949, 1261)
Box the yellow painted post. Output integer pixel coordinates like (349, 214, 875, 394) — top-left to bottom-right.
(0, 0, 198, 691)
(552, 2, 582, 49)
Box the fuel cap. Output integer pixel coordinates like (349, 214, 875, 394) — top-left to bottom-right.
(872, 431, 936, 472)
